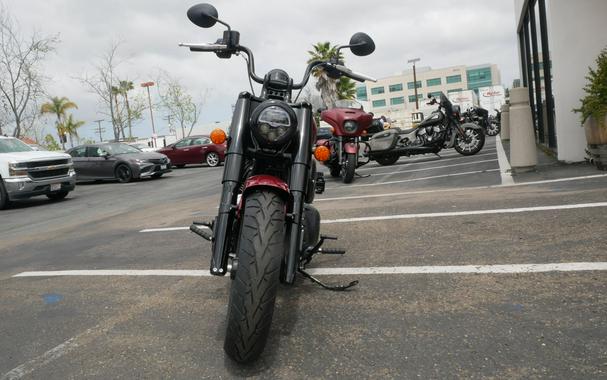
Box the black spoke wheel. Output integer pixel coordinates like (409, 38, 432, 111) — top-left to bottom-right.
(342, 153, 356, 183)
(486, 121, 501, 136)
(224, 190, 286, 363)
(46, 191, 69, 200)
(0, 180, 10, 210)
(376, 155, 399, 166)
(454, 127, 485, 156)
(206, 152, 220, 167)
(115, 164, 133, 183)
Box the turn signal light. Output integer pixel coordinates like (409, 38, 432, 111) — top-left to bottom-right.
(210, 128, 227, 144)
(362, 130, 368, 136)
(314, 146, 330, 161)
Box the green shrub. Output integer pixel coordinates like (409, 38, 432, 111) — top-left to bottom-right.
(574, 48, 607, 128)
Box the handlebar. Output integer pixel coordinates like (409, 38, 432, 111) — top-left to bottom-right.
(179, 42, 376, 90)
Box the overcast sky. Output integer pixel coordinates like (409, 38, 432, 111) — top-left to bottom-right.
(3, 0, 519, 142)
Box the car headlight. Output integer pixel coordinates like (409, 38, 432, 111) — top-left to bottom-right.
(134, 159, 147, 165)
(250, 101, 297, 148)
(344, 120, 358, 133)
(8, 163, 28, 177)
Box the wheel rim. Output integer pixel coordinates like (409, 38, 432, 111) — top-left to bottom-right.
(458, 129, 481, 153)
(487, 123, 499, 135)
(117, 166, 131, 181)
(207, 152, 219, 166)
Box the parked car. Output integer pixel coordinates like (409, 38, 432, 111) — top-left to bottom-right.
(66, 142, 171, 183)
(156, 135, 226, 168)
(0, 136, 76, 209)
(129, 142, 157, 152)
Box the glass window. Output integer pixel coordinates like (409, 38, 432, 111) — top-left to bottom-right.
(388, 83, 403, 92)
(356, 86, 368, 101)
(390, 97, 405, 105)
(370, 86, 385, 95)
(0, 138, 33, 153)
(191, 138, 206, 146)
(447, 88, 463, 94)
(372, 99, 386, 108)
(426, 78, 441, 87)
(407, 81, 422, 90)
(70, 146, 87, 157)
(428, 91, 442, 98)
(408, 94, 423, 103)
(86, 146, 105, 157)
(446, 75, 462, 84)
(175, 139, 191, 148)
(466, 67, 492, 90)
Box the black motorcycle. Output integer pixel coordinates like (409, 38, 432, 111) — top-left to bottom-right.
(463, 106, 500, 136)
(182, 3, 375, 363)
(368, 93, 486, 165)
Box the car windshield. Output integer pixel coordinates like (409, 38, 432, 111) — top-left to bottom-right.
(103, 143, 141, 155)
(334, 99, 363, 110)
(131, 144, 147, 150)
(0, 138, 34, 153)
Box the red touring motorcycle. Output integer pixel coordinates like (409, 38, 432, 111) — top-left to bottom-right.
(316, 100, 382, 183)
(182, 3, 376, 363)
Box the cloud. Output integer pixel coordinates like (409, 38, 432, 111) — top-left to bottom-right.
(3, 0, 518, 141)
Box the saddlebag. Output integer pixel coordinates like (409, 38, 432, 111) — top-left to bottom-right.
(369, 129, 399, 153)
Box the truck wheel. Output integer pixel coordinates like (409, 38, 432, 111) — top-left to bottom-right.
(224, 190, 285, 363)
(46, 191, 69, 200)
(0, 180, 10, 210)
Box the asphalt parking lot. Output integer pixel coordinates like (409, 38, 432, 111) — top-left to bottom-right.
(1, 137, 607, 379)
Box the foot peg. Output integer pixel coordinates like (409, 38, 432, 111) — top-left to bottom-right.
(298, 268, 358, 291)
(190, 220, 214, 242)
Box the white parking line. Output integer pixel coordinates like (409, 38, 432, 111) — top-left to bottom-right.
(356, 150, 497, 172)
(366, 159, 498, 177)
(316, 173, 607, 202)
(12, 262, 607, 278)
(325, 169, 500, 189)
(495, 136, 514, 185)
(321, 202, 607, 224)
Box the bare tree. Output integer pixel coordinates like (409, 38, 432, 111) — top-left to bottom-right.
(157, 71, 207, 139)
(80, 42, 122, 141)
(0, 4, 58, 137)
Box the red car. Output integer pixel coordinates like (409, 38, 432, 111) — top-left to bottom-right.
(157, 135, 227, 168)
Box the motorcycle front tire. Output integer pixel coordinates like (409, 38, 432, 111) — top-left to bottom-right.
(454, 127, 486, 156)
(486, 122, 501, 136)
(224, 189, 285, 363)
(342, 153, 356, 184)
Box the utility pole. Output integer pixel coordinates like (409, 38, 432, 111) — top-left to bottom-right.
(408, 58, 421, 110)
(141, 81, 157, 147)
(93, 119, 105, 142)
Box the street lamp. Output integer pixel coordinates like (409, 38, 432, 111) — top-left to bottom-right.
(408, 58, 421, 110)
(141, 81, 157, 147)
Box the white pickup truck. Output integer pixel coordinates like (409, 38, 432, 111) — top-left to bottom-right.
(0, 136, 76, 209)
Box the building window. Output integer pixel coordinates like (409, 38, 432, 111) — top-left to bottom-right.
(426, 78, 441, 87)
(372, 99, 386, 108)
(371, 86, 385, 95)
(408, 94, 422, 103)
(407, 81, 422, 90)
(446, 75, 462, 84)
(390, 97, 405, 105)
(356, 86, 368, 101)
(466, 67, 492, 90)
(428, 91, 442, 98)
(388, 83, 403, 92)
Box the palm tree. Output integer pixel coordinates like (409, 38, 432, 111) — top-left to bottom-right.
(40, 96, 78, 150)
(337, 77, 357, 100)
(60, 114, 85, 148)
(307, 42, 343, 109)
(118, 80, 134, 140)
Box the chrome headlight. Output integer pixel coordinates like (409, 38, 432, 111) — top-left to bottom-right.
(250, 101, 297, 148)
(344, 120, 358, 134)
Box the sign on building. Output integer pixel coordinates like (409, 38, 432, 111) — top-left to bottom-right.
(478, 85, 506, 116)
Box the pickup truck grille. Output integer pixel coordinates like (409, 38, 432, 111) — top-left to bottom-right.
(26, 159, 69, 168)
(29, 168, 70, 179)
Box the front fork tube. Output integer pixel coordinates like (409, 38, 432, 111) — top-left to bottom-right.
(285, 105, 313, 284)
(210, 94, 250, 276)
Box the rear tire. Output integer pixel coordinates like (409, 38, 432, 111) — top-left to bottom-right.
(46, 191, 69, 200)
(376, 155, 399, 166)
(342, 153, 356, 184)
(455, 127, 485, 156)
(0, 180, 10, 210)
(224, 190, 286, 363)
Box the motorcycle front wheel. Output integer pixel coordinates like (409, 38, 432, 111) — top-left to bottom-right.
(485, 121, 501, 136)
(224, 189, 285, 363)
(342, 153, 356, 183)
(455, 127, 485, 156)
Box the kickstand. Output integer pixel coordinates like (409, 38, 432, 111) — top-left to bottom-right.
(298, 268, 358, 291)
(355, 172, 371, 178)
(434, 152, 442, 158)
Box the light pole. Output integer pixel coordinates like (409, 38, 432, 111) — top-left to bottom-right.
(408, 58, 421, 110)
(93, 119, 105, 142)
(141, 81, 157, 147)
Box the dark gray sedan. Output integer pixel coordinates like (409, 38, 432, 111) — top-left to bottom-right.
(67, 143, 172, 183)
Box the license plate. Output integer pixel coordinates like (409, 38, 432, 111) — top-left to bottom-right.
(160, 164, 167, 170)
(50, 183, 61, 191)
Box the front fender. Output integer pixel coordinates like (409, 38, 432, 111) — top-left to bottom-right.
(242, 175, 290, 202)
(343, 142, 358, 154)
(461, 122, 483, 131)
